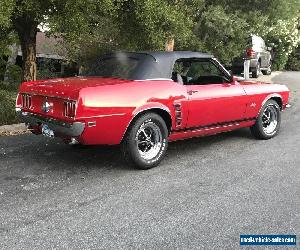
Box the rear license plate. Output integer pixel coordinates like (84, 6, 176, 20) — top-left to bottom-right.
(41, 124, 54, 138)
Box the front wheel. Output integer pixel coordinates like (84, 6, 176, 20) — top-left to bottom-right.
(121, 113, 168, 169)
(250, 100, 281, 139)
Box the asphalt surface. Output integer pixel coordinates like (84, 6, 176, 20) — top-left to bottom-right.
(0, 72, 299, 249)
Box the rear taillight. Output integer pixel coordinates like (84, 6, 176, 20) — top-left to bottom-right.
(21, 93, 32, 109)
(246, 48, 256, 58)
(64, 100, 76, 118)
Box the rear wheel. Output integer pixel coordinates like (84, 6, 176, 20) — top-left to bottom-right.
(250, 100, 281, 139)
(252, 62, 261, 78)
(262, 62, 272, 75)
(121, 113, 168, 169)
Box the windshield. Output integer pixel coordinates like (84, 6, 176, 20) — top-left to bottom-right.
(83, 56, 140, 79)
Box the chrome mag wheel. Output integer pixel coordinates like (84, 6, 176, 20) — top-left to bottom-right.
(135, 122, 163, 161)
(121, 112, 168, 169)
(250, 99, 281, 140)
(262, 105, 278, 135)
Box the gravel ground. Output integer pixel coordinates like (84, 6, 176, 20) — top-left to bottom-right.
(0, 71, 299, 249)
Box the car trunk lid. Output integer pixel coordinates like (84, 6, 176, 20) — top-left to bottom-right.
(20, 77, 132, 99)
(18, 77, 132, 120)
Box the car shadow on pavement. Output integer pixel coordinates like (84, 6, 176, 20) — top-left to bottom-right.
(6, 127, 254, 173)
(39, 143, 129, 171)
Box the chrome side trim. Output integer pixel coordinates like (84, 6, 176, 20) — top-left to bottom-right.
(77, 113, 126, 119)
(172, 117, 256, 133)
(133, 106, 171, 116)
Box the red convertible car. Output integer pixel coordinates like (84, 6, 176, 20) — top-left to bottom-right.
(16, 51, 290, 169)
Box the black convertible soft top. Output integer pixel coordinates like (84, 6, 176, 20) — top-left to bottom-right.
(87, 51, 214, 80)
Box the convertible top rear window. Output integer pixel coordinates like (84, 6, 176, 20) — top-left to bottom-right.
(81, 52, 214, 80)
(84, 57, 140, 79)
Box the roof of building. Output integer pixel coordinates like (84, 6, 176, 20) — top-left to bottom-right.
(18, 32, 65, 60)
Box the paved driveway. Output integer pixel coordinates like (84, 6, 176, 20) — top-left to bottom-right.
(0, 72, 299, 249)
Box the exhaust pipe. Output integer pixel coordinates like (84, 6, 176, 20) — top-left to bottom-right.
(68, 137, 79, 145)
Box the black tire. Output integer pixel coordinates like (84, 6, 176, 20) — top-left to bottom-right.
(252, 62, 261, 78)
(262, 62, 272, 75)
(250, 99, 281, 139)
(121, 113, 168, 169)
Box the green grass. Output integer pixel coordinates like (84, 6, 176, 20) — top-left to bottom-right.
(0, 83, 20, 126)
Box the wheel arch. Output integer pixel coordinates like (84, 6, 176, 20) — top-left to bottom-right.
(121, 106, 172, 142)
(270, 96, 283, 110)
(260, 93, 283, 113)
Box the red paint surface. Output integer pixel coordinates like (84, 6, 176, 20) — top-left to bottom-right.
(17, 77, 290, 145)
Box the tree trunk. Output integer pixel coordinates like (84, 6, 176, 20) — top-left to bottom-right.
(13, 17, 38, 82)
(165, 37, 174, 51)
(19, 28, 37, 82)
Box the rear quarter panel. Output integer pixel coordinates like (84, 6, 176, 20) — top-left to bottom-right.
(241, 82, 289, 118)
(77, 80, 187, 145)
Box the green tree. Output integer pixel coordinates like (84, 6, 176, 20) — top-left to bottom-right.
(0, 0, 114, 82)
(0, 28, 18, 81)
(62, 0, 201, 67)
(2, 0, 299, 82)
(110, 0, 196, 50)
(194, 5, 248, 65)
(193, 0, 300, 68)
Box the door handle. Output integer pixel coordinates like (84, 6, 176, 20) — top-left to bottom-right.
(188, 90, 199, 95)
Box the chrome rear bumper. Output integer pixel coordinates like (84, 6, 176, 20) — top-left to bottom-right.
(17, 111, 85, 137)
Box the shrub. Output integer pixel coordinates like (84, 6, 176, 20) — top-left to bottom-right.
(37, 59, 62, 80)
(285, 46, 300, 71)
(37, 68, 61, 80)
(0, 84, 19, 126)
(4, 64, 22, 85)
(263, 18, 300, 70)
